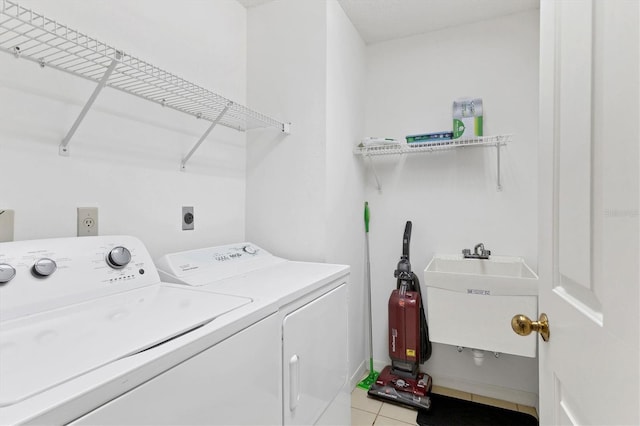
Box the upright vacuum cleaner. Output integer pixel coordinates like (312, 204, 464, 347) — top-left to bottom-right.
(368, 221, 433, 412)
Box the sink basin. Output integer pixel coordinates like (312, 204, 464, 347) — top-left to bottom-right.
(424, 254, 538, 295)
(423, 254, 539, 357)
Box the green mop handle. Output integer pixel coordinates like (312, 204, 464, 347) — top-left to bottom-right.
(364, 202, 374, 374)
(364, 201, 370, 233)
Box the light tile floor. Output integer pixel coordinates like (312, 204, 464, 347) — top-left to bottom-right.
(351, 383, 538, 425)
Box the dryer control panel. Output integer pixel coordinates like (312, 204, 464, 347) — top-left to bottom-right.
(156, 242, 286, 286)
(0, 236, 160, 321)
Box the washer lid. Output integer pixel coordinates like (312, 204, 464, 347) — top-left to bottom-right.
(0, 284, 250, 407)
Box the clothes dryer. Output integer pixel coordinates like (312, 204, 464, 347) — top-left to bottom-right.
(156, 243, 351, 426)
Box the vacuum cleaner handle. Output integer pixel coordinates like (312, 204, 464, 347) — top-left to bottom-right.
(402, 221, 412, 260)
(395, 221, 413, 283)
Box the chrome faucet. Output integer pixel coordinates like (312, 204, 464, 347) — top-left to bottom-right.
(462, 243, 491, 259)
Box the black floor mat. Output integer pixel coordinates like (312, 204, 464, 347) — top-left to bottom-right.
(416, 393, 539, 426)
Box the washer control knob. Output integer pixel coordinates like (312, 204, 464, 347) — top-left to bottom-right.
(242, 245, 257, 255)
(0, 264, 16, 284)
(106, 247, 131, 269)
(32, 258, 57, 277)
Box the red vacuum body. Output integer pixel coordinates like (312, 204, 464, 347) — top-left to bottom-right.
(368, 221, 432, 412)
(389, 289, 421, 366)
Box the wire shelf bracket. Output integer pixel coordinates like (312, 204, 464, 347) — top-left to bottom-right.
(59, 52, 121, 156)
(354, 135, 511, 191)
(367, 155, 383, 193)
(180, 102, 231, 171)
(0, 0, 291, 167)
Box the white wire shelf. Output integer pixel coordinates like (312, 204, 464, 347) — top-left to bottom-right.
(353, 134, 511, 156)
(0, 0, 290, 168)
(354, 134, 511, 191)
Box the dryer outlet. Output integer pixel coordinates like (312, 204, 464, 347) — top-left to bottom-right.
(182, 206, 194, 231)
(77, 207, 98, 237)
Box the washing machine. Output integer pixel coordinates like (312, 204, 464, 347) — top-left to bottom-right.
(0, 236, 280, 425)
(155, 242, 351, 426)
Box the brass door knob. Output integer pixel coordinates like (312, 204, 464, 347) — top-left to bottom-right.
(511, 313, 550, 342)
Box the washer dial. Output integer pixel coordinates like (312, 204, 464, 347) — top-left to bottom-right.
(242, 245, 257, 255)
(106, 246, 131, 269)
(32, 258, 57, 277)
(0, 263, 16, 283)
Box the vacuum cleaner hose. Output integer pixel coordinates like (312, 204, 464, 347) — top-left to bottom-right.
(412, 273, 432, 362)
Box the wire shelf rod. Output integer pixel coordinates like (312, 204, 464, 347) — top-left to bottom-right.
(73, 62, 107, 76)
(26, 42, 73, 60)
(11, 34, 105, 68)
(56, 56, 94, 70)
(112, 69, 220, 112)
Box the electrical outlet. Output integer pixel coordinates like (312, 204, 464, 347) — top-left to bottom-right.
(0, 209, 15, 242)
(77, 207, 98, 237)
(182, 206, 194, 231)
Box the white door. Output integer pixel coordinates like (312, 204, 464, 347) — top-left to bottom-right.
(536, 0, 639, 424)
(282, 284, 348, 426)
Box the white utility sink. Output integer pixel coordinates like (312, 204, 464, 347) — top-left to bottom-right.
(424, 254, 538, 296)
(423, 254, 539, 357)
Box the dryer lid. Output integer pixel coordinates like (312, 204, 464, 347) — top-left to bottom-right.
(0, 284, 250, 406)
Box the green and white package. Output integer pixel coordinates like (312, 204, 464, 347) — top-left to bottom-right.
(452, 98, 483, 139)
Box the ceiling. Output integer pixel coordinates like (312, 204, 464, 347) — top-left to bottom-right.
(236, 0, 539, 44)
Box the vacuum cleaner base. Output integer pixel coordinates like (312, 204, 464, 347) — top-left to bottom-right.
(367, 365, 433, 412)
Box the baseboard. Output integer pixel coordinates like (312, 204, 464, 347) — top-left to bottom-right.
(429, 373, 538, 408)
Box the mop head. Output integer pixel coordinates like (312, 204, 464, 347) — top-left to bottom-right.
(357, 370, 380, 390)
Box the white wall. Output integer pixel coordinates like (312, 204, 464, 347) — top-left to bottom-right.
(246, 0, 367, 386)
(246, 0, 328, 262)
(364, 10, 540, 404)
(0, 0, 248, 258)
(325, 0, 367, 387)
